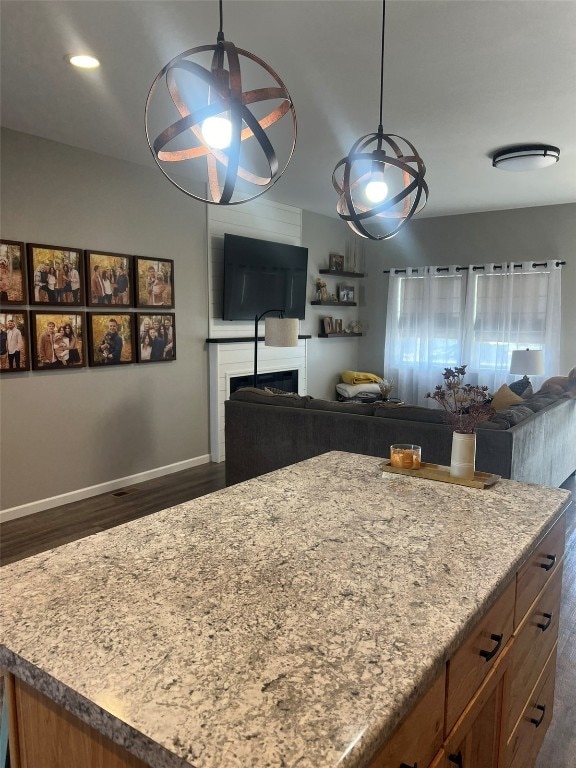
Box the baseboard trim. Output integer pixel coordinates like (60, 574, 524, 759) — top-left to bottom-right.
(0, 455, 211, 523)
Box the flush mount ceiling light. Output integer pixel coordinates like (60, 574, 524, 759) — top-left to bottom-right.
(332, 0, 428, 241)
(145, 0, 296, 205)
(492, 144, 560, 172)
(67, 54, 100, 69)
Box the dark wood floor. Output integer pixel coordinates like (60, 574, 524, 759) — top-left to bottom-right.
(1, 466, 574, 766)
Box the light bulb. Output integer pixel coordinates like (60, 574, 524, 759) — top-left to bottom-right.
(201, 116, 232, 149)
(68, 55, 100, 69)
(365, 178, 388, 203)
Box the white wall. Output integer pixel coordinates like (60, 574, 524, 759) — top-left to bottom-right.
(359, 204, 576, 377)
(0, 128, 210, 512)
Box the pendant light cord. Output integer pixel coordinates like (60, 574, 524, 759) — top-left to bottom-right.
(378, 0, 386, 133)
(217, 0, 224, 42)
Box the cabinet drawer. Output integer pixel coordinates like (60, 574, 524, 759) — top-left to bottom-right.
(445, 579, 515, 734)
(505, 645, 557, 768)
(507, 564, 562, 733)
(367, 670, 445, 768)
(515, 514, 565, 627)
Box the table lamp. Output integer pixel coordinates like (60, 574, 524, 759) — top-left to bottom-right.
(509, 349, 545, 387)
(254, 310, 299, 388)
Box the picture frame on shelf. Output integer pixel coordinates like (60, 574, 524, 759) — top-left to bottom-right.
(135, 256, 174, 308)
(0, 240, 27, 305)
(85, 251, 133, 307)
(30, 311, 85, 370)
(86, 313, 135, 366)
(0, 310, 30, 373)
(27, 243, 84, 306)
(334, 319, 343, 333)
(137, 313, 176, 363)
(322, 316, 333, 334)
(328, 253, 344, 272)
(338, 285, 354, 303)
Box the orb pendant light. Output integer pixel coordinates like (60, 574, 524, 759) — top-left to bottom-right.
(145, 0, 296, 205)
(332, 0, 428, 240)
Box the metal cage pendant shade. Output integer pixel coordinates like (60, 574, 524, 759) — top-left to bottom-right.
(145, 0, 296, 205)
(333, 0, 428, 240)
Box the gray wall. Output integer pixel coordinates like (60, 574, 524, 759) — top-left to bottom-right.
(359, 204, 576, 376)
(0, 128, 210, 510)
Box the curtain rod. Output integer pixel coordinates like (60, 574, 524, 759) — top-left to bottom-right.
(383, 260, 566, 274)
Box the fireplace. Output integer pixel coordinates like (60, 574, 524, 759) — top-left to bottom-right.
(230, 369, 298, 394)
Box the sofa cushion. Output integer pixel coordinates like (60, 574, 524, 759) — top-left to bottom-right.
(521, 392, 560, 411)
(306, 398, 375, 416)
(229, 387, 312, 408)
(373, 404, 447, 424)
(491, 384, 524, 410)
(509, 377, 531, 396)
(488, 404, 535, 429)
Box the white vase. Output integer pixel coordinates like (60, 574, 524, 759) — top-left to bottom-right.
(450, 431, 476, 481)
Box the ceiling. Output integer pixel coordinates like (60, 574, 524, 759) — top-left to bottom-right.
(2, 0, 575, 220)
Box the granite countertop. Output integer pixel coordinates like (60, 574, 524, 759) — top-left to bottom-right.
(0, 451, 571, 768)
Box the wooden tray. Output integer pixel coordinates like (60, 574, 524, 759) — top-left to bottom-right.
(380, 459, 500, 489)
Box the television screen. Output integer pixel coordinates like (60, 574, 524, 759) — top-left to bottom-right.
(222, 234, 308, 320)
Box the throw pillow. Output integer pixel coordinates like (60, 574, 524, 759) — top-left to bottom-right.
(509, 377, 531, 396)
(491, 384, 524, 411)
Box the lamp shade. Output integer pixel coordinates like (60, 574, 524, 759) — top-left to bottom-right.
(510, 349, 545, 375)
(265, 317, 299, 347)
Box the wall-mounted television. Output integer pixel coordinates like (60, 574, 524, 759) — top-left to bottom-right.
(222, 233, 308, 320)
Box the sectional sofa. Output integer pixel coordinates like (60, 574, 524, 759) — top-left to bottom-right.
(224, 387, 576, 488)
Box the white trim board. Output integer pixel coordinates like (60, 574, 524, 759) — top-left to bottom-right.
(0, 454, 211, 523)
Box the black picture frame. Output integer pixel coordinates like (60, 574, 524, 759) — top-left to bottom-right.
(0, 239, 27, 305)
(136, 313, 176, 363)
(338, 285, 354, 303)
(329, 253, 344, 272)
(30, 311, 86, 370)
(27, 243, 84, 306)
(86, 313, 135, 367)
(134, 256, 174, 309)
(85, 251, 134, 308)
(0, 310, 30, 373)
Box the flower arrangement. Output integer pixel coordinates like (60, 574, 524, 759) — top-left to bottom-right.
(426, 365, 495, 433)
(377, 377, 394, 399)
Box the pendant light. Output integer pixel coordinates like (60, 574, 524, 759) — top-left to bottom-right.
(145, 0, 296, 205)
(332, 0, 428, 240)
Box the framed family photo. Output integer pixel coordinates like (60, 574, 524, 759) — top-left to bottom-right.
(0, 311, 29, 373)
(137, 313, 176, 363)
(85, 251, 133, 307)
(338, 285, 355, 303)
(86, 313, 135, 367)
(30, 311, 85, 370)
(0, 240, 27, 305)
(27, 243, 84, 306)
(135, 257, 174, 309)
(328, 253, 345, 272)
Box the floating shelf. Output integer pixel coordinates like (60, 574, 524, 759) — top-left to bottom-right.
(318, 332, 362, 338)
(319, 269, 364, 278)
(311, 300, 357, 307)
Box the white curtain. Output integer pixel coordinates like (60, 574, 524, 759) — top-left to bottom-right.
(384, 262, 562, 405)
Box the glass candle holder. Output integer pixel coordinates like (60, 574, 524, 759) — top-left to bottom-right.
(390, 444, 421, 469)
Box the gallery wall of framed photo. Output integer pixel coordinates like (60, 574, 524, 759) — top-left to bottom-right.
(0, 239, 176, 374)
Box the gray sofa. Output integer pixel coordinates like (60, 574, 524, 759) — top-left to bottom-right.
(224, 388, 576, 488)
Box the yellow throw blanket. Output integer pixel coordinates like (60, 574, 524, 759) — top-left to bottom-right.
(341, 370, 381, 385)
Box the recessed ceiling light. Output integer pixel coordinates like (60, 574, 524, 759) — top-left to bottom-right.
(492, 144, 560, 172)
(67, 54, 100, 69)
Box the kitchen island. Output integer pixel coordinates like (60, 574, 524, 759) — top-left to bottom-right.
(0, 451, 571, 768)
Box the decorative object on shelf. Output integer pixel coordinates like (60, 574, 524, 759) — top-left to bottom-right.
(426, 365, 495, 481)
(329, 253, 345, 272)
(332, 0, 427, 241)
(492, 144, 560, 172)
(314, 277, 330, 302)
(376, 376, 394, 399)
(254, 310, 298, 387)
(0, 310, 30, 373)
(322, 316, 333, 334)
(0, 240, 26, 306)
(348, 320, 363, 334)
(30, 311, 85, 370)
(509, 348, 544, 389)
(338, 285, 354, 303)
(390, 443, 421, 469)
(334, 319, 343, 333)
(134, 256, 174, 309)
(27, 243, 84, 306)
(345, 235, 364, 273)
(380, 460, 500, 490)
(145, 0, 296, 206)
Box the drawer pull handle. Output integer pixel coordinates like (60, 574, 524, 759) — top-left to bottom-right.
(448, 751, 463, 767)
(530, 704, 546, 727)
(537, 612, 552, 631)
(479, 633, 503, 662)
(540, 554, 556, 571)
